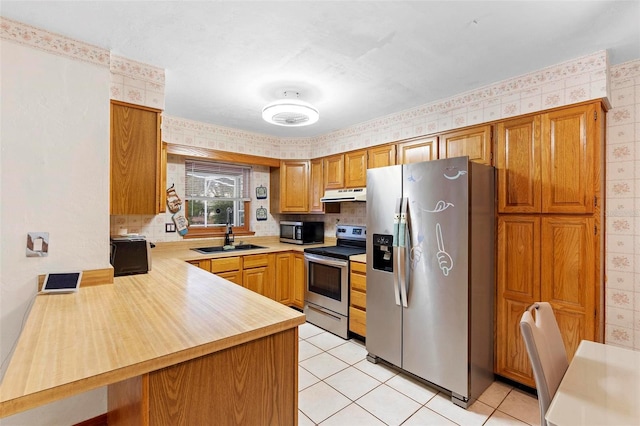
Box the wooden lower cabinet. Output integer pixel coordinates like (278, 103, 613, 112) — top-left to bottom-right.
(496, 215, 597, 386)
(210, 257, 243, 286)
(349, 261, 367, 337)
(292, 252, 305, 309)
(275, 253, 293, 305)
(187, 259, 211, 272)
(108, 328, 298, 425)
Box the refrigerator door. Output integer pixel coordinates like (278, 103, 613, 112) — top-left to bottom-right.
(401, 157, 470, 400)
(366, 165, 403, 367)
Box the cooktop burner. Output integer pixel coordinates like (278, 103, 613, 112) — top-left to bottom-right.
(304, 224, 366, 260)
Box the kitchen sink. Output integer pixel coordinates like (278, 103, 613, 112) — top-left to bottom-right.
(191, 244, 266, 254)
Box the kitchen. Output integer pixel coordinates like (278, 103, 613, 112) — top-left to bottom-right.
(2, 1, 640, 425)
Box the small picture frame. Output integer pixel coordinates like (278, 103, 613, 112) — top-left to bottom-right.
(256, 185, 267, 199)
(256, 206, 268, 221)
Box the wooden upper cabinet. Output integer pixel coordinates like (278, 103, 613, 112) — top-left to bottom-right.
(309, 158, 324, 213)
(324, 154, 345, 189)
(345, 149, 367, 187)
(368, 144, 396, 169)
(541, 104, 596, 214)
(438, 124, 492, 165)
(110, 101, 164, 215)
(279, 160, 309, 212)
(496, 116, 542, 213)
(397, 137, 438, 164)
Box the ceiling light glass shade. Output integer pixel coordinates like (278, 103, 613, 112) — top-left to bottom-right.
(262, 99, 319, 127)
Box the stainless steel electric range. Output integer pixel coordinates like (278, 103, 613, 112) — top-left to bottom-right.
(303, 224, 366, 339)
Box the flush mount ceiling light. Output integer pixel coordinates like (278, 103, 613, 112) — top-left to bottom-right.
(262, 91, 319, 127)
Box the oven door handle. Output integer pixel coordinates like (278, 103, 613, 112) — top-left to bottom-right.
(304, 253, 348, 268)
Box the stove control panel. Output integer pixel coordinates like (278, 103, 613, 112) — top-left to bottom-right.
(336, 225, 366, 241)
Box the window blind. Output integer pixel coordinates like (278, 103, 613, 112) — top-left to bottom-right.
(185, 160, 251, 201)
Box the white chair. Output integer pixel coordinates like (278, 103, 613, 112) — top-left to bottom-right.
(520, 302, 569, 426)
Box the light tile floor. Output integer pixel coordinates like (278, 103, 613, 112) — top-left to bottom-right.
(298, 322, 541, 426)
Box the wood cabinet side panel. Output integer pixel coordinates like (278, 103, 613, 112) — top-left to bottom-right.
(110, 103, 159, 215)
(148, 329, 297, 426)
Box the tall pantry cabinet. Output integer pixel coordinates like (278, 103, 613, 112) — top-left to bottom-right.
(494, 101, 605, 387)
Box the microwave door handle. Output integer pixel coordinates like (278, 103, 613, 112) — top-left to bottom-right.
(304, 253, 348, 268)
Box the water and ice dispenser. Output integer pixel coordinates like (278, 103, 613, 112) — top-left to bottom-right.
(372, 234, 394, 272)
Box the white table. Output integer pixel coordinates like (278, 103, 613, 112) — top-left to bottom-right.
(546, 340, 640, 426)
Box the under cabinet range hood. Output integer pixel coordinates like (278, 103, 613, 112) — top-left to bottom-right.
(320, 188, 367, 202)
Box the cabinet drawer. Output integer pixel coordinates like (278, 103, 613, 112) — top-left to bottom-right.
(217, 270, 242, 285)
(350, 290, 366, 309)
(350, 272, 366, 292)
(351, 261, 366, 274)
(210, 257, 241, 273)
(243, 254, 269, 269)
(349, 307, 366, 337)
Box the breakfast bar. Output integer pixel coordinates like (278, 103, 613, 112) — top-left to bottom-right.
(0, 257, 305, 424)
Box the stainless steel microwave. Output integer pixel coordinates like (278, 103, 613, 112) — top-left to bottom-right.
(279, 221, 324, 245)
(110, 237, 152, 276)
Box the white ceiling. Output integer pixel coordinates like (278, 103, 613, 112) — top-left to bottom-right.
(2, 1, 639, 138)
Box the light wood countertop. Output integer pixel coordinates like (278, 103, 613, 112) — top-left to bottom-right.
(350, 254, 367, 263)
(0, 253, 306, 418)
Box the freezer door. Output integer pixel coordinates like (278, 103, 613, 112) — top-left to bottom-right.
(401, 157, 470, 399)
(366, 165, 403, 367)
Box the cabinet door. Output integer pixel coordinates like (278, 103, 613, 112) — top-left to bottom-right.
(292, 253, 305, 309)
(495, 216, 540, 387)
(309, 159, 324, 213)
(243, 267, 268, 296)
(323, 154, 345, 189)
(188, 259, 211, 272)
(344, 149, 367, 187)
(541, 216, 595, 362)
(110, 101, 162, 215)
(275, 253, 292, 305)
(541, 104, 595, 214)
(217, 271, 242, 285)
(438, 124, 492, 165)
(368, 145, 396, 169)
(496, 116, 542, 213)
(397, 137, 437, 164)
(280, 160, 309, 212)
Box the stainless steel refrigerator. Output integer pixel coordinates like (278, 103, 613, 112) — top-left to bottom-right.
(366, 156, 494, 408)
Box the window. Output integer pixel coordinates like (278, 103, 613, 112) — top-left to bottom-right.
(184, 160, 253, 238)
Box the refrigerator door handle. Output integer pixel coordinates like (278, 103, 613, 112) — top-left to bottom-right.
(399, 197, 409, 308)
(392, 198, 402, 306)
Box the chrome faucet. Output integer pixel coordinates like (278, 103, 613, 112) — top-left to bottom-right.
(224, 207, 234, 246)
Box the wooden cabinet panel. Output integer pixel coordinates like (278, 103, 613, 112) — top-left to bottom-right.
(323, 154, 345, 189)
(243, 254, 269, 269)
(350, 291, 366, 309)
(309, 158, 324, 213)
(541, 216, 595, 360)
(210, 257, 241, 273)
(110, 101, 163, 215)
(438, 125, 492, 165)
(497, 116, 542, 213)
(188, 259, 211, 272)
(397, 137, 438, 164)
(368, 145, 396, 169)
(275, 253, 292, 305)
(496, 299, 535, 387)
(292, 253, 305, 309)
(279, 160, 309, 213)
(344, 149, 367, 188)
(217, 270, 242, 285)
(243, 266, 268, 295)
(542, 104, 595, 214)
(349, 307, 367, 337)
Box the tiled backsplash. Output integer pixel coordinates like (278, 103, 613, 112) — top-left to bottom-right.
(604, 59, 640, 350)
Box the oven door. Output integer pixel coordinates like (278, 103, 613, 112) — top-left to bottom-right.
(304, 253, 349, 316)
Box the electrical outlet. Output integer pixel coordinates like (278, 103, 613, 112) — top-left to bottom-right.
(165, 223, 176, 233)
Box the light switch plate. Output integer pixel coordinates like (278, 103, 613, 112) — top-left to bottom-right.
(27, 232, 49, 257)
(165, 223, 176, 233)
